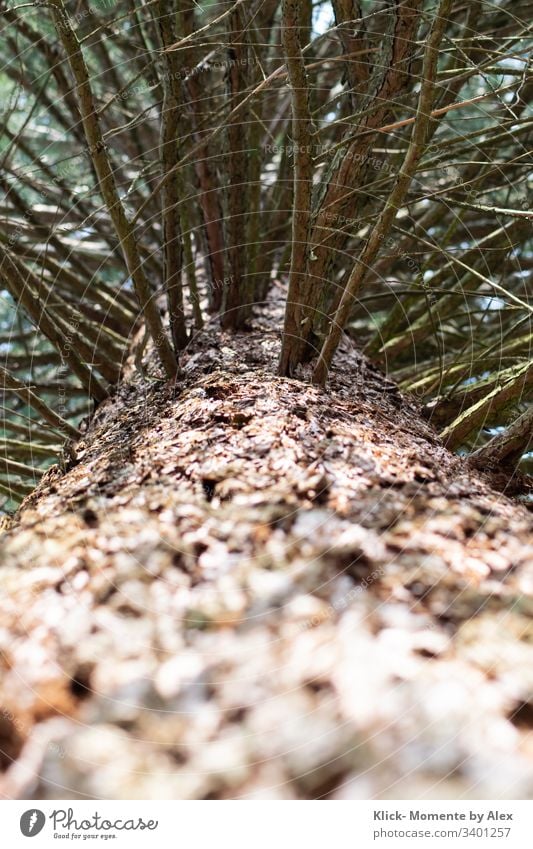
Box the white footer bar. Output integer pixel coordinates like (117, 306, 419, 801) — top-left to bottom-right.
(2, 800, 531, 848)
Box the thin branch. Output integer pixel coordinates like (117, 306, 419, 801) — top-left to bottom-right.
(47, 0, 177, 378)
(469, 404, 533, 470)
(313, 0, 453, 385)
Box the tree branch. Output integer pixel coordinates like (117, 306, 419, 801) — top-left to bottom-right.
(48, 0, 177, 378)
(279, 0, 314, 375)
(312, 0, 453, 385)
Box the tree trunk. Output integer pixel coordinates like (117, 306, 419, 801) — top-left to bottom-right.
(0, 305, 532, 800)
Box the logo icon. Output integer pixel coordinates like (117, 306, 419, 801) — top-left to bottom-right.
(20, 810, 46, 837)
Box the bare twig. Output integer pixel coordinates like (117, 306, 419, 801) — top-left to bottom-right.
(313, 0, 454, 385)
(48, 0, 177, 378)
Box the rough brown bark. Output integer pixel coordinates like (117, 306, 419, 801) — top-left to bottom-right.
(182, 6, 226, 307)
(278, 0, 314, 375)
(221, 1, 253, 330)
(0, 302, 532, 800)
(332, 0, 369, 109)
(157, 0, 188, 353)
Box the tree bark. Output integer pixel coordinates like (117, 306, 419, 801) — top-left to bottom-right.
(0, 308, 532, 800)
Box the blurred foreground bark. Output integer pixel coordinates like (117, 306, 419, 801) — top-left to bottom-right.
(0, 303, 532, 800)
